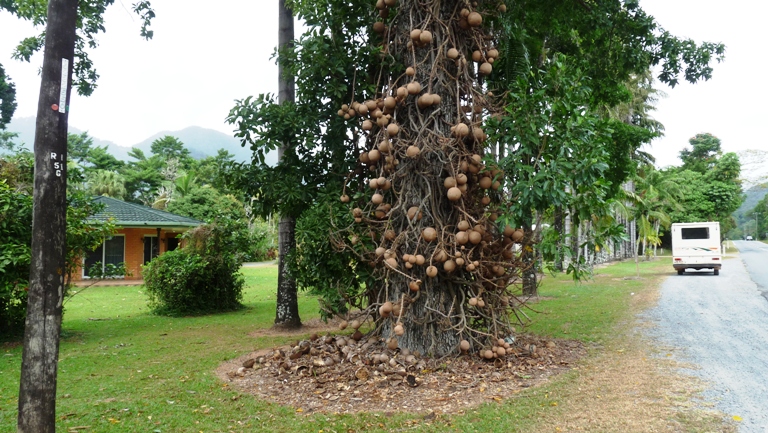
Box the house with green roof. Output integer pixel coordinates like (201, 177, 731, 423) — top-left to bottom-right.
(76, 196, 202, 281)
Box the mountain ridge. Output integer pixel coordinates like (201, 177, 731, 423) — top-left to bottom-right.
(5, 116, 257, 164)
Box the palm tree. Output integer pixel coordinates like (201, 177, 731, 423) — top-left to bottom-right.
(173, 170, 198, 198)
(274, 0, 301, 328)
(622, 164, 684, 275)
(88, 170, 127, 200)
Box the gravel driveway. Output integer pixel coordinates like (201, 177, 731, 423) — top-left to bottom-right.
(646, 255, 768, 432)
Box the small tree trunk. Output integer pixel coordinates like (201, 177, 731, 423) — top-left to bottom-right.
(634, 233, 641, 277)
(17, 1, 78, 431)
(273, 0, 300, 329)
(275, 214, 301, 328)
(522, 225, 537, 296)
(553, 206, 564, 272)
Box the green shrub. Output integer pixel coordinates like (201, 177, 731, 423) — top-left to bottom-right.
(244, 217, 277, 261)
(142, 222, 245, 316)
(0, 180, 32, 338)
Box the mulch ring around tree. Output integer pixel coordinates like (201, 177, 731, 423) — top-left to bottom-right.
(216, 333, 586, 415)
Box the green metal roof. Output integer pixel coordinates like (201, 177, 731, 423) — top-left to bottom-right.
(90, 196, 202, 229)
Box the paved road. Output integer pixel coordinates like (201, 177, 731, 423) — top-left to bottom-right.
(647, 243, 768, 432)
(735, 240, 768, 296)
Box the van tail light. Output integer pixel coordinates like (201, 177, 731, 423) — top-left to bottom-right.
(674, 258, 682, 262)
(712, 258, 720, 261)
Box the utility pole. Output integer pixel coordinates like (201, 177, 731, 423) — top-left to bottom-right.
(755, 212, 761, 241)
(17, 0, 78, 431)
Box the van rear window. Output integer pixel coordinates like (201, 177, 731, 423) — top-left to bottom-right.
(681, 227, 709, 240)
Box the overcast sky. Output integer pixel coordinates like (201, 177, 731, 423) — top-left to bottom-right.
(1, 1, 765, 167)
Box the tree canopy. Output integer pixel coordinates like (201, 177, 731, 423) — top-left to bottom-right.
(229, 0, 725, 357)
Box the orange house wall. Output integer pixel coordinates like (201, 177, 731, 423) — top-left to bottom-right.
(72, 228, 185, 281)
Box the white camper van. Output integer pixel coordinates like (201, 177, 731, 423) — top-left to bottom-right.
(671, 222, 721, 275)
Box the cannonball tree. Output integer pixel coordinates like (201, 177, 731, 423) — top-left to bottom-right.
(333, 0, 522, 358)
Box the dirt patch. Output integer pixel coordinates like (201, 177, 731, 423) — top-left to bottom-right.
(248, 318, 343, 338)
(216, 333, 585, 415)
(527, 268, 736, 432)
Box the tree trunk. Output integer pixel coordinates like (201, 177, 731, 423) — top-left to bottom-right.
(634, 231, 640, 277)
(362, 0, 517, 357)
(569, 206, 580, 264)
(17, 1, 78, 431)
(522, 222, 539, 297)
(275, 215, 301, 327)
(274, 0, 301, 328)
(553, 206, 564, 272)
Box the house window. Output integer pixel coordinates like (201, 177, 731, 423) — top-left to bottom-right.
(167, 237, 180, 251)
(143, 236, 160, 264)
(84, 235, 125, 278)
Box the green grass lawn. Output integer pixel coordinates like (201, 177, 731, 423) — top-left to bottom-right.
(0, 260, 685, 432)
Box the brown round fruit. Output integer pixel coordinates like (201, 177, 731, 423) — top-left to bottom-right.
(457, 220, 470, 231)
(426, 265, 438, 277)
(371, 193, 384, 205)
(455, 231, 469, 245)
(468, 230, 482, 244)
(479, 176, 492, 189)
(512, 229, 524, 242)
(417, 94, 433, 108)
(406, 145, 421, 158)
(422, 227, 437, 242)
(472, 50, 482, 62)
(406, 206, 422, 221)
(460, 340, 470, 352)
(447, 47, 459, 59)
(443, 259, 456, 272)
(368, 149, 381, 163)
(407, 81, 422, 94)
(419, 30, 433, 44)
(385, 257, 398, 269)
(373, 21, 385, 33)
(444, 177, 457, 189)
(447, 187, 462, 201)
(467, 11, 482, 27)
(409, 29, 421, 41)
(394, 324, 405, 336)
(479, 62, 493, 75)
(454, 123, 469, 137)
(340, 194, 350, 203)
(386, 123, 400, 136)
